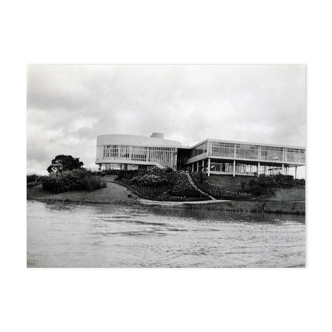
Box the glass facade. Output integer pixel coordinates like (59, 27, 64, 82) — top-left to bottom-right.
(210, 162, 258, 174)
(207, 141, 305, 164)
(260, 146, 283, 161)
(96, 136, 305, 176)
(190, 142, 207, 158)
(131, 146, 148, 161)
(149, 147, 176, 167)
(99, 145, 177, 168)
(103, 145, 118, 158)
(119, 145, 130, 159)
(210, 162, 232, 173)
(103, 163, 121, 170)
(209, 142, 234, 158)
(236, 144, 259, 159)
(286, 148, 305, 163)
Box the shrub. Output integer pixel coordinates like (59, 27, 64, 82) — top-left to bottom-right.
(27, 174, 45, 187)
(117, 170, 141, 180)
(42, 169, 107, 193)
(81, 176, 107, 191)
(249, 173, 305, 190)
(251, 188, 263, 196)
(117, 168, 210, 201)
(130, 174, 168, 187)
(102, 169, 121, 176)
(27, 174, 38, 183)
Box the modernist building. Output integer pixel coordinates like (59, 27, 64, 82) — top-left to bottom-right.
(96, 133, 305, 177)
(95, 133, 181, 171)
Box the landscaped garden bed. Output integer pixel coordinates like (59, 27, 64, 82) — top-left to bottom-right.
(116, 168, 211, 201)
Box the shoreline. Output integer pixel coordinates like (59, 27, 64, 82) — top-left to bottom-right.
(27, 182, 305, 216)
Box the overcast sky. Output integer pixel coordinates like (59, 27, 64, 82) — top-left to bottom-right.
(27, 65, 305, 175)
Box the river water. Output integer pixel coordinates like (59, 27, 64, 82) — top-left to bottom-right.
(27, 200, 305, 268)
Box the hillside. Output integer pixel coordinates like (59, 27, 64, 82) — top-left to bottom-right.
(27, 181, 139, 205)
(206, 174, 305, 201)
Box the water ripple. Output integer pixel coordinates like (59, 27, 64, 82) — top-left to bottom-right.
(27, 201, 305, 268)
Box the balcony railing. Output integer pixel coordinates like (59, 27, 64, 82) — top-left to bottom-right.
(208, 151, 305, 163)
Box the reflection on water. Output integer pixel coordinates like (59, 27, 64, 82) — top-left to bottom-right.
(27, 201, 305, 268)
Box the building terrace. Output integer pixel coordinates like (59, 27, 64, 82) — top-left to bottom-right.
(183, 138, 305, 177)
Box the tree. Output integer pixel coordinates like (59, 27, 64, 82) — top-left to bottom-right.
(47, 155, 84, 173)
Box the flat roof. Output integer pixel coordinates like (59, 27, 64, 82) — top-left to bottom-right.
(190, 138, 305, 150)
(96, 134, 305, 151)
(97, 134, 182, 148)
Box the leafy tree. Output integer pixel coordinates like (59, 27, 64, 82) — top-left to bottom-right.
(47, 155, 84, 173)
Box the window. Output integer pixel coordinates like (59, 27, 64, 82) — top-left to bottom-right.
(286, 148, 305, 163)
(149, 147, 177, 167)
(190, 143, 207, 158)
(261, 146, 283, 161)
(132, 146, 147, 161)
(103, 145, 118, 159)
(209, 142, 234, 157)
(236, 144, 259, 159)
(119, 145, 130, 159)
(104, 163, 121, 170)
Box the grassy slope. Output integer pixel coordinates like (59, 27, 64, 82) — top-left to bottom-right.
(27, 181, 139, 205)
(206, 175, 250, 192)
(206, 175, 305, 201)
(27, 174, 305, 214)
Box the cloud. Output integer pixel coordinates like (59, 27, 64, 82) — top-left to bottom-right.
(27, 65, 305, 174)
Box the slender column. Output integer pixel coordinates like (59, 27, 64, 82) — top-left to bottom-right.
(258, 162, 260, 176)
(97, 146, 101, 161)
(208, 158, 211, 177)
(197, 161, 199, 172)
(146, 147, 149, 162)
(282, 163, 284, 175)
(295, 166, 297, 179)
(283, 147, 286, 162)
(233, 160, 236, 177)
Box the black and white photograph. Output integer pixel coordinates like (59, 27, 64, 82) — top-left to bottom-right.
(27, 64, 305, 268)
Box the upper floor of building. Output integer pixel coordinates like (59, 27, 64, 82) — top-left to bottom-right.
(95, 133, 305, 169)
(185, 139, 305, 165)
